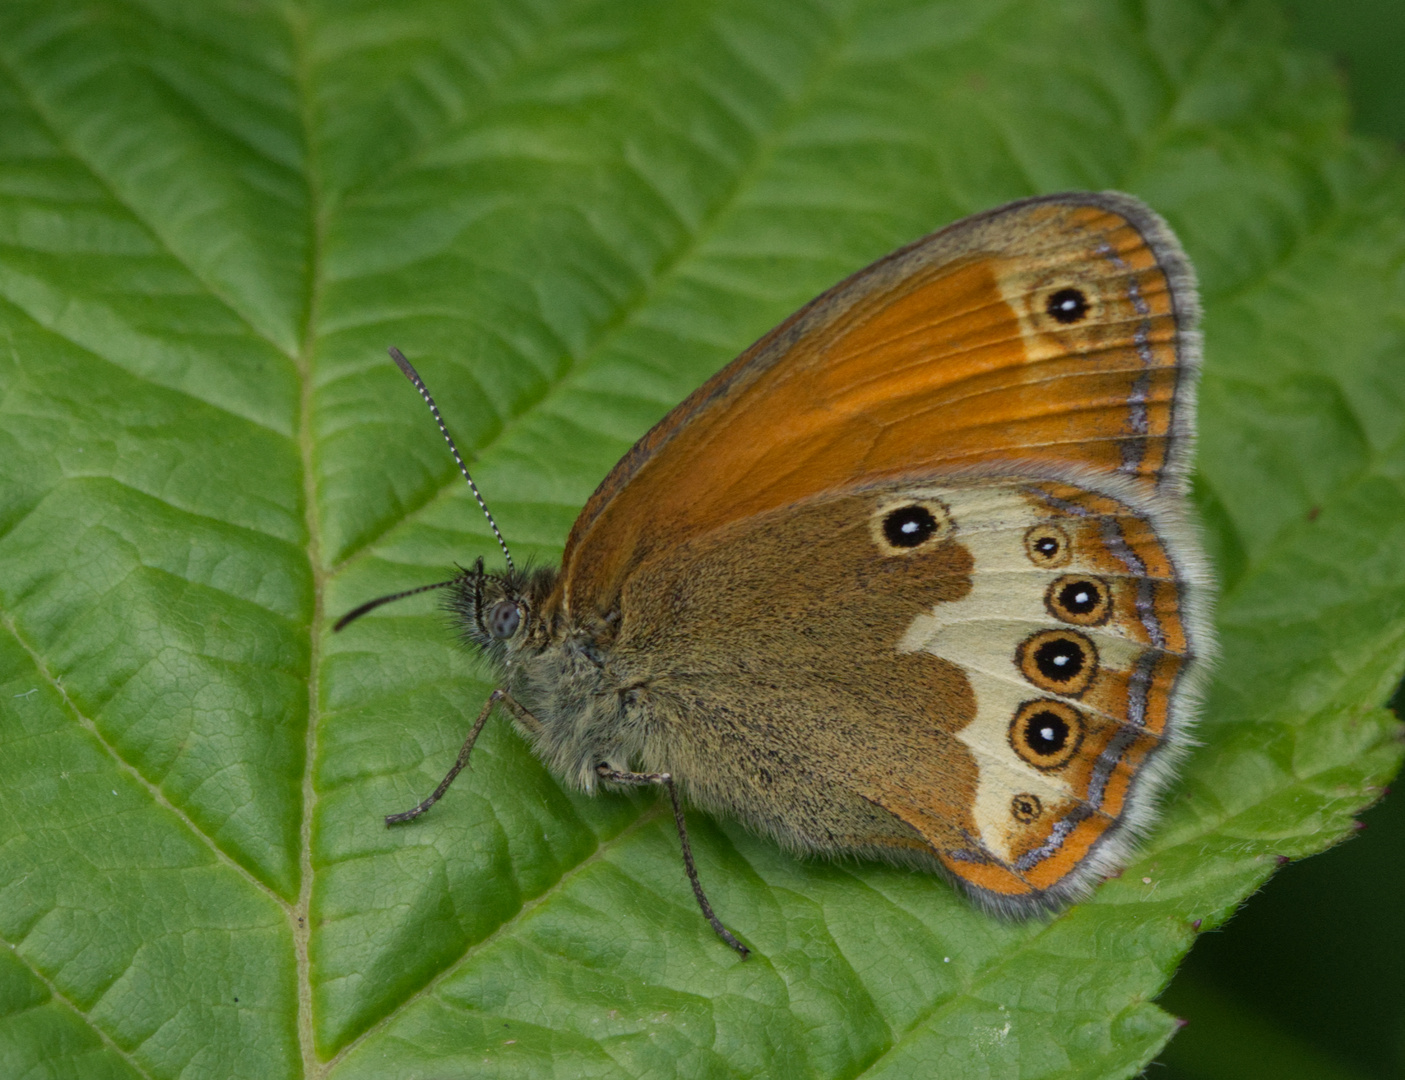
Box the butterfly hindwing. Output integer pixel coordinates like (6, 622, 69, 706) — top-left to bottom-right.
(605, 471, 1207, 912)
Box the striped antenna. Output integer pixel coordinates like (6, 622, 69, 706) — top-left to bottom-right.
(388, 347, 515, 574)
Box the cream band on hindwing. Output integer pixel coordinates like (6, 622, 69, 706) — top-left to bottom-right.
(887, 469, 1204, 899)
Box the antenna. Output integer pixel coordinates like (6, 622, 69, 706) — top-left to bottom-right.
(388, 346, 515, 574)
(332, 579, 456, 632)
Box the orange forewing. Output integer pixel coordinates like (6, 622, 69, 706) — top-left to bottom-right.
(556, 193, 1198, 623)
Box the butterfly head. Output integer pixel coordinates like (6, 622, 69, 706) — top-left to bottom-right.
(446, 556, 557, 664)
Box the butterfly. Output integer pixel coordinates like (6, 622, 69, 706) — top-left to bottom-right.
(339, 191, 1213, 958)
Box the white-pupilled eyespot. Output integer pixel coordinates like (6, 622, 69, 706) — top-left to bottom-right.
(869, 497, 953, 555)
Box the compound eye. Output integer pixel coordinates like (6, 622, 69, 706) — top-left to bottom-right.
(488, 600, 521, 639)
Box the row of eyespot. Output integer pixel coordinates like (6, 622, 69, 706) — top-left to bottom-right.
(1012, 524, 1103, 824)
(875, 506, 1112, 822)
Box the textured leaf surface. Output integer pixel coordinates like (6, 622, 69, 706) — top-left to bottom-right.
(0, 1, 1402, 1078)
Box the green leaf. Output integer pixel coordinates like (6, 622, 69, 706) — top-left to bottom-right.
(1, 1, 1401, 1078)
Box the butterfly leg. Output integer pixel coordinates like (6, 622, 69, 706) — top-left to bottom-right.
(386, 688, 539, 825)
(596, 765, 750, 959)
(494, 690, 543, 735)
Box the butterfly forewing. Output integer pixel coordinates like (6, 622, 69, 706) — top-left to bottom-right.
(556, 192, 1200, 627)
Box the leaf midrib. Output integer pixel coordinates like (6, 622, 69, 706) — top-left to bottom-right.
(302, 9, 872, 1066)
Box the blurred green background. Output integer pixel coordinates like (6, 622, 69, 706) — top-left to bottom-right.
(1159, 6, 1405, 1078)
